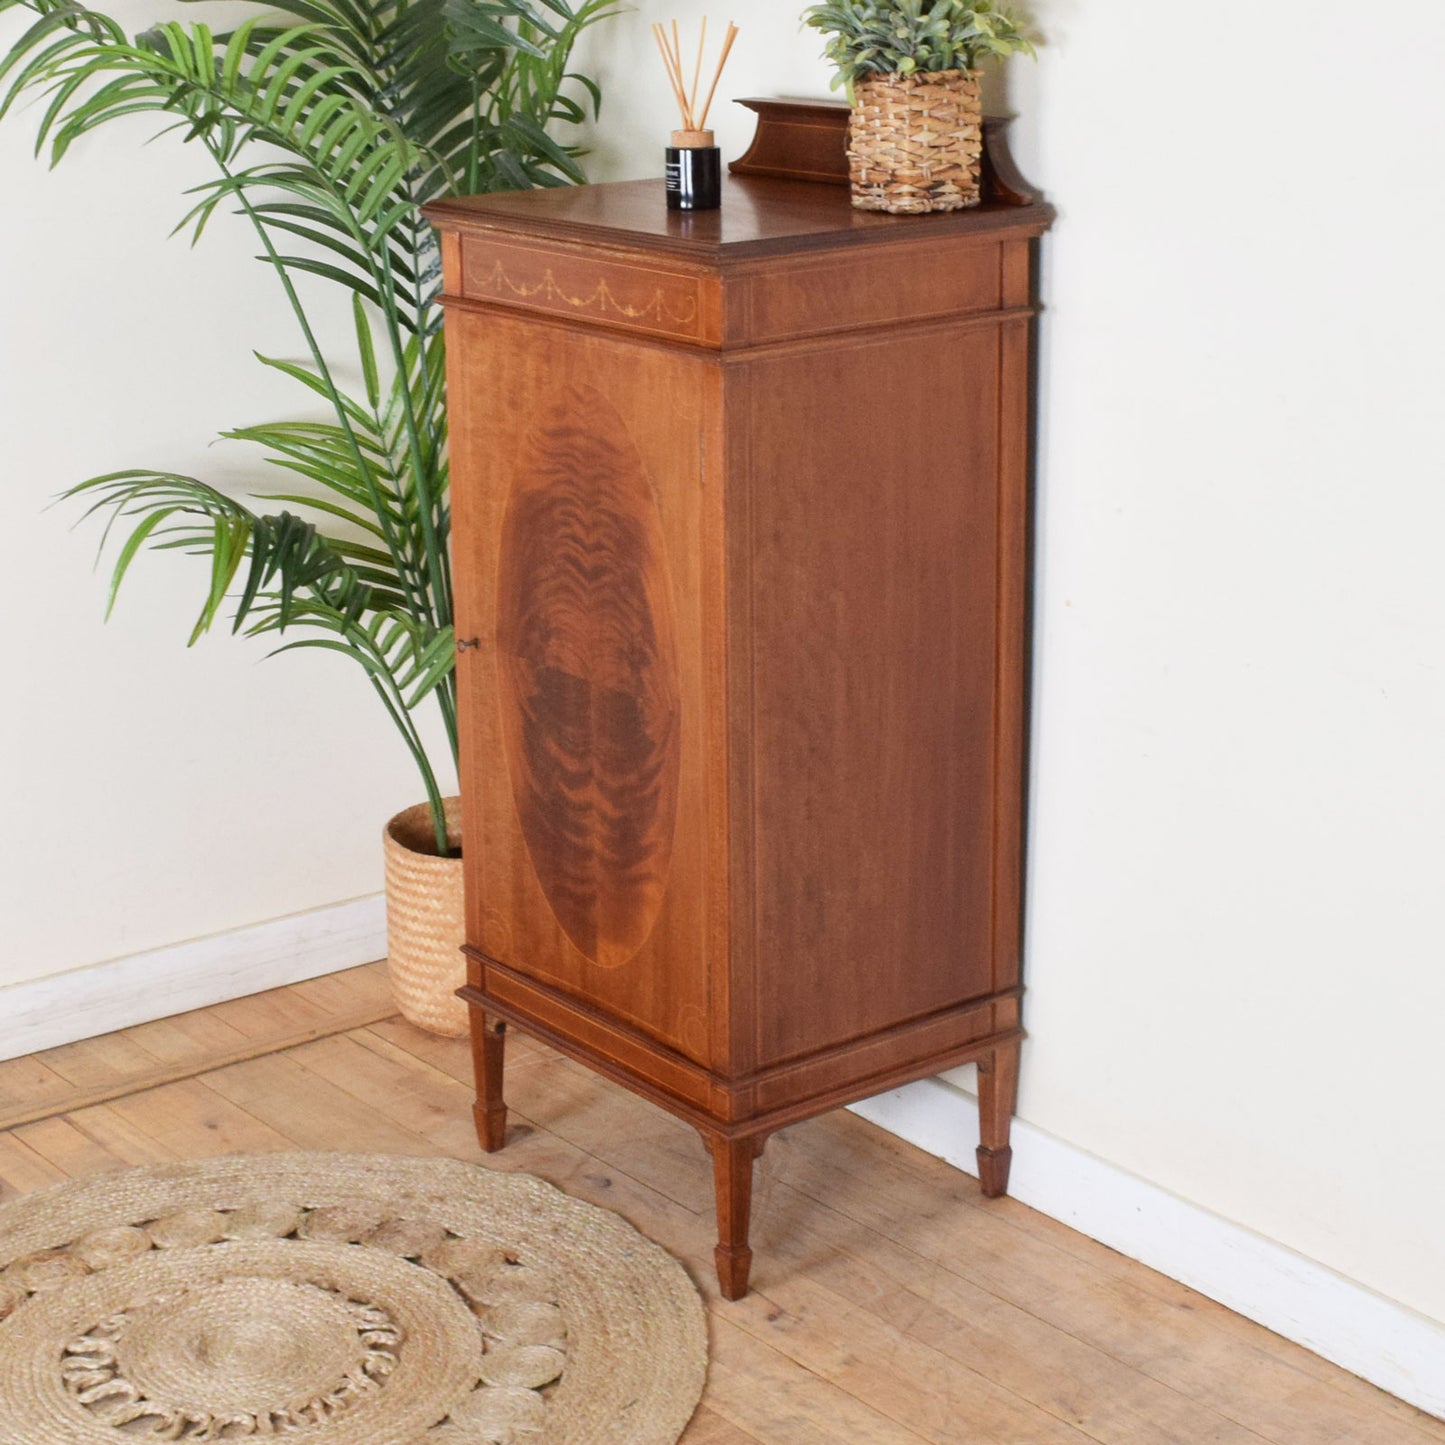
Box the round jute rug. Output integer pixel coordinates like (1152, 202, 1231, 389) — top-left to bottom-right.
(0, 1152, 707, 1444)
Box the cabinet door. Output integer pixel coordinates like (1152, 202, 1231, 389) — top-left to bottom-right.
(448, 307, 726, 1067)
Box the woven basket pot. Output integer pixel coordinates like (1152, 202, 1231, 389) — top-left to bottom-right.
(848, 68, 984, 214)
(383, 796, 467, 1036)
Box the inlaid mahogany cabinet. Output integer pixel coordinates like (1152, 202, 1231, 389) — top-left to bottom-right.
(428, 166, 1052, 1299)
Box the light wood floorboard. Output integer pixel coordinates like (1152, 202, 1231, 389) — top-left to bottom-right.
(0, 961, 396, 1130)
(1, 975, 1441, 1444)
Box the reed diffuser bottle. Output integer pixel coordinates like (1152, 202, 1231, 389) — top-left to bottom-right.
(653, 19, 738, 212)
(666, 129, 721, 212)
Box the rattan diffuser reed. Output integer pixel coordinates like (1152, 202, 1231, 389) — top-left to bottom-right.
(652, 17, 738, 147)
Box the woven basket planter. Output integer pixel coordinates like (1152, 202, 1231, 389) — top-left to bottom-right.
(848, 69, 983, 214)
(384, 797, 467, 1036)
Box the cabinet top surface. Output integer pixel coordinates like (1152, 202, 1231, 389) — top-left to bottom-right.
(425, 175, 1052, 262)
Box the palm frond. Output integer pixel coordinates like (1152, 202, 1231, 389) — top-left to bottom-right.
(64, 471, 377, 641)
(6, 0, 617, 852)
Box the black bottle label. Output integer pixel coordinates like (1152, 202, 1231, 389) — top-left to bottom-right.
(665, 146, 721, 212)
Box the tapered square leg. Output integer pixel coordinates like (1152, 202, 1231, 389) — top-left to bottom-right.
(470, 1012, 508, 1153)
(704, 1133, 766, 1300)
(976, 1037, 1020, 1198)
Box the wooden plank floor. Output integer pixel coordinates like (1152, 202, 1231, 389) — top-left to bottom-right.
(1, 966, 1440, 1444)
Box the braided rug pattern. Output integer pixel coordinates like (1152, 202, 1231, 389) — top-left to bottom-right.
(0, 1152, 707, 1443)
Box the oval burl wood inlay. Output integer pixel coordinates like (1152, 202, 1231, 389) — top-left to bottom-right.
(496, 386, 680, 969)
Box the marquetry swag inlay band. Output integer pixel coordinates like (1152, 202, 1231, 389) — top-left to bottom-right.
(470, 258, 700, 326)
(461, 237, 707, 341)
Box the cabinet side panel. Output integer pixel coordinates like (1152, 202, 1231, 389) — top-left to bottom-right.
(449, 307, 724, 1066)
(993, 312, 1032, 997)
(744, 326, 1001, 1066)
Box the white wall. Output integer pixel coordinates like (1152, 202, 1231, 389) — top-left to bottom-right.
(1013, 1, 1445, 1330)
(0, 0, 445, 993)
(3, 0, 1442, 1380)
(573, 0, 1445, 1335)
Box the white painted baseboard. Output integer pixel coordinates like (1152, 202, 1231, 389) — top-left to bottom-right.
(850, 1079, 1445, 1422)
(0, 894, 387, 1063)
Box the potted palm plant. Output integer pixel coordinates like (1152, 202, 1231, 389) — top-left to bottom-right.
(802, 0, 1034, 214)
(0, 0, 618, 1034)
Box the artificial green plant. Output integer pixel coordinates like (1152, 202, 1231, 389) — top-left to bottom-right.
(0, 0, 618, 855)
(802, 0, 1034, 101)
